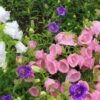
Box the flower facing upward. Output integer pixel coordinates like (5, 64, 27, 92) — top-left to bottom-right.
(69, 84, 87, 100)
(29, 86, 39, 97)
(2, 94, 12, 100)
(48, 22, 60, 33)
(17, 65, 32, 78)
(56, 6, 67, 16)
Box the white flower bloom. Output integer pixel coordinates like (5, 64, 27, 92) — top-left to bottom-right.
(0, 51, 6, 59)
(16, 41, 28, 53)
(0, 41, 5, 51)
(4, 21, 19, 38)
(15, 30, 23, 40)
(0, 6, 10, 23)
(4, 21, 23, 40)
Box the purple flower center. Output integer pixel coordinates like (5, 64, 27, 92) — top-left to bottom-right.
(50, 26, 54, 30)
(58, 9, 63, 13)
(19, 68, 25, 74)
(17, 65, 32, 78)
(69, 83, 87, 100)
(56, 6, 67, 16)
(76, 89, 81, 95)
(48, 22, 60, 33)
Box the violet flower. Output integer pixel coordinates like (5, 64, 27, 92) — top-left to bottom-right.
(17, 65, 32, 78)
(69, 84, 87, 100)
(56, 6, 67, 16)
(2, 94, 12, 100)
(48, 22, 60, 33)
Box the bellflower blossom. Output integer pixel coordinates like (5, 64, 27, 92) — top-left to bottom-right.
(48, 22, 60, 33)
(56, 6, 67, 16)
(29, 86, 39, 97)
(17, 65, 32, 78)
(55, 32, 77, 46)
(16, 41, 28, 53)
(4, 21, 23, 40)
(29, 41, 37, 49)
(90, 21, 100, 37)
(69, 83, 87, 100)
(0, 6, 10, 23)
(0, 41, 6, 51)
(2, 94, 12, 100)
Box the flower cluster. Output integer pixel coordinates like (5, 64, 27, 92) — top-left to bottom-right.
(48, 6, 66, 33)
(0, 6, 28, 55)
(1, 5, 100, 100)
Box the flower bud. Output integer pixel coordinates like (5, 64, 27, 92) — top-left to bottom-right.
(34, 79, 40, 83)
(15, 97, 21, 100)
(44, 4, 48, 9)
(31, 65, 45, 73)
(40, 91, 46, 95)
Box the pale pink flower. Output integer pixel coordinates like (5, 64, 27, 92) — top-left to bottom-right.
(67, 69, 81, 82)
(44, 78, 55, 90)
(78, 80, 89, 91)
(80, 47, 92, 59)
(88, 38, 97, 50)
(44, 78, 60, 97)
(49, 80, 60, 97)
(29, 86, 39, 97)
(96, 83, 100, 91)
(95, 44, 100, 52)
(16, 55, 23, 62)
(83, 92, 93, 100)
(46, 60, 58, 75)
(78, 56, 85, 67)
(88, 38, 100, 52)
(36, 59, 46, 68)
(78, 30, 93, 45)
(67, 53, 79, 67)
(55, 32, 66, 42)
(92, 90, 100, 100)
(90, 21, 100, 37)
(55, 32, 77, 46)
(49, 44, 62, 56)
(80, 57, 95, 70)
(46, 54, 55, 62)
(35, 49, 45, 60)
(58, 59, 69, 73)
(95, 65, 100, 69)
(29, 41, 37, 49)
(49, 90, 58, 97)
(70, 97, 74, 100)
(28, 61, 37, 67)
